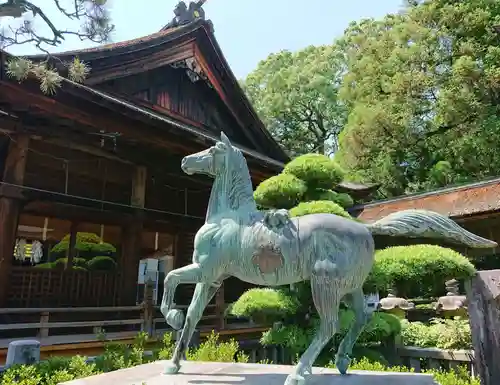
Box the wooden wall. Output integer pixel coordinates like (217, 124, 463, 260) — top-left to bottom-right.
(99, 66, 245, 144)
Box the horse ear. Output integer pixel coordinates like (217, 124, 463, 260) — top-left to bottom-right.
(220, 131, 231, 146)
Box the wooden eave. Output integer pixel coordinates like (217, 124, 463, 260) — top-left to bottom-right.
(0, 73, 283, 182)
(352, 177, 500, 223)
(26, 20, 289, 163)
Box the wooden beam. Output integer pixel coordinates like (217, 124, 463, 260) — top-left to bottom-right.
(0, 118, 214, 189)
(36, 137, 134, 166)
(131, 166, 147, 208)
(0, 81, 193, 154)
(0, 135, 29, 305)
(122, 165, 148, 304)
(66, 222, 78, 270)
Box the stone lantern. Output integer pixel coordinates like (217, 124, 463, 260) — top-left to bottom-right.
(378, 288, 415, 318)
(434, 279, 468, 318)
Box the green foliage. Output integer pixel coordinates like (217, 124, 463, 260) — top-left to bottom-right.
(185, 331, 248, 363)
(327, 358, 478, 385)
(229, 288, 300, 325)
(261, 310, 401, 353)
(87, 256, 117, 271)
(254, 173, 307, 209)
(157, 332, 175, 360)
(62, 232, 100, 244)
(289, 201, 351, 219)
(93, 332, 150, 372)
(305, 189, 354, 208)
(35, 262, 56, 269)
(0, 331, 475, 385)
(261, 324, 316, 354)
(55, 257, 87, 268)
(401, 317, 472, 350)
(283, 154, 344, 189)
(368, 245, 476, 297)
(336, 1, 500, 197)
(51, 240, 116, 257)
(0, 355, 98, 385)
(243, 46, 347, 156)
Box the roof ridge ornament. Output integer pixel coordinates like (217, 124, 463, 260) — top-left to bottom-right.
(162, 1, 213, 31)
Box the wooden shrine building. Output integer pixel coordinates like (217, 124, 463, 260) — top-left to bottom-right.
(352, 178, 500, 269)
(0, 18, 289, 310)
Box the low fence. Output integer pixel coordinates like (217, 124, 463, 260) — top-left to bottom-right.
(0, 302, 253, 350)
(0, 302, 475, 375)
(7, 267, 122, 307)
(240, 340, 475, 375)
(398, 346, 474, 374)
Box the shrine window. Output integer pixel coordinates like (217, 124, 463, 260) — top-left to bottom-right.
(141, 230, 175, 257)
(14, 215, 121, 272)
(14, 215, 71, 269)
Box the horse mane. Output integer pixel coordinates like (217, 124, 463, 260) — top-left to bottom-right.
(205, 140, 258, 223)
(227, 147, 257, 213)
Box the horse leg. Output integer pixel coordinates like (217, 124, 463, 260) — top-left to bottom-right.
(335, 288, 372, 374)
(165, 280, 223, 374)
(160, 263, 203, 325)
(285, 276, 340, 385)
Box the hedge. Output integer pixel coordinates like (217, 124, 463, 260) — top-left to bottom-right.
(367, 245, 476, 297)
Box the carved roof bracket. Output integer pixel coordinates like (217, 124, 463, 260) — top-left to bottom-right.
(170, 58, 211, 87)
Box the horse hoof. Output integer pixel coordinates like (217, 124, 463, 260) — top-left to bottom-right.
(166, 309, 185, 330)
(335, 354, 351, 375)
(164, 362, 181, 374)
(284, 374, 305, 385)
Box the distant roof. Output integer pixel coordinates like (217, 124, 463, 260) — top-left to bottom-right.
(353, 177, 500, 222)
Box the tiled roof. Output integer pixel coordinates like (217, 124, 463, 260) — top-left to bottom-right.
(26, 23, 194, 58)
(356, 178, 500, 222)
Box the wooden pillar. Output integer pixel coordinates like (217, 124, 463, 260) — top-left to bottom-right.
(121, 166, 146, 305)
(466, 269, 500, 385)
(65, 222, 78, 270)
(0, 135, 29, 305)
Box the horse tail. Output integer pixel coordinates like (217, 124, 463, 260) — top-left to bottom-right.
(366, 209, 497, 248)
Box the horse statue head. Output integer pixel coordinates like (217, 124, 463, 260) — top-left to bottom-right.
(181, 132, 256, 219)
(181, 131, 235, 177)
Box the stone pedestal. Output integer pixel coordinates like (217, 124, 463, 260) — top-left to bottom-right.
(6, 340, 40, 367)
(61, 361, 439, 385)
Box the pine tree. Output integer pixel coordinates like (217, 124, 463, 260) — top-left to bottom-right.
(0, 0, 114, 93)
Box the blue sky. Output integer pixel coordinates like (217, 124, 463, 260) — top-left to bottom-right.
(7, 0, 403, 79)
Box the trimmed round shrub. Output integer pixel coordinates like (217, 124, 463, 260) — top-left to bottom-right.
(55, 257, 87, 268)
(35, 262, 56, 269)
(305, 188, 354, 208)
(51, 240, 116, 259)
(62, 232, 100, 244)
(283, 153, 344, 189)
(254, 173, 307, 209)
(229, 288, 300, 325)
(368, 245, 476, 298)
(87, 256, 117, 271)
(289, 200, 351, 219)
